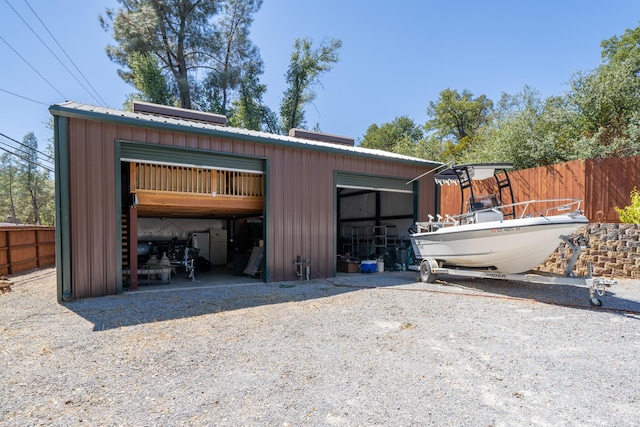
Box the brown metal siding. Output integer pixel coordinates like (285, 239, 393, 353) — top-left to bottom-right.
(65, 118, 436, 295)
(68, 120, 119, 298)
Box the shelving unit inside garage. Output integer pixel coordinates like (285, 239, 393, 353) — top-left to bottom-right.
(342, 225, 399, 259)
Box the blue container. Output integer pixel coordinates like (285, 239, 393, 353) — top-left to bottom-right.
(360, 260, 376, 273)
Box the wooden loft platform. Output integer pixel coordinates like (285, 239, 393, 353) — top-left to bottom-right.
(133, 191, 263, 217)
(130, 162, 264, 218)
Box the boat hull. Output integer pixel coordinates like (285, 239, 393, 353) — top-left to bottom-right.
(409, 215, 588, 274)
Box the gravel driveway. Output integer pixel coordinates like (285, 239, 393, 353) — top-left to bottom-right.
(1, 268, 639, 426)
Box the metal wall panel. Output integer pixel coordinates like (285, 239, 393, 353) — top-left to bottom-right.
(64, 118, 436, 295)
(336, 172, 414, 193)
(67, 121, 119, 299)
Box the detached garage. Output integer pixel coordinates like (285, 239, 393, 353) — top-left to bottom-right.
(50, 101, 439, 300)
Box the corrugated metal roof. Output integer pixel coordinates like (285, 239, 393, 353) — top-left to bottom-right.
(49, 101, 440, 167)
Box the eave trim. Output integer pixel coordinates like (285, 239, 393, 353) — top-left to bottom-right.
(49, 103, 440, 168)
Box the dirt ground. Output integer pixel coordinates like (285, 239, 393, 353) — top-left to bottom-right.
(1, 268, 639, 426)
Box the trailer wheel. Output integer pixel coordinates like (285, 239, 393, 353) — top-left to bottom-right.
(589, 298, 602, 307)
(419, 260, 437, 283)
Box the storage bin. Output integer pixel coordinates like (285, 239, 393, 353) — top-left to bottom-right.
(360, 260, 376, 273)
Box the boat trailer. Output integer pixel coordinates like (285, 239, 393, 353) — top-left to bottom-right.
(409, 235, 616, 307)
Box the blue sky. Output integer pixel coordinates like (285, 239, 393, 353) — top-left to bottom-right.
(1, 0, 639, 156)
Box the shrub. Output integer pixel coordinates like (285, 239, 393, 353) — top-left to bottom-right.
(615, 187, 640, 223)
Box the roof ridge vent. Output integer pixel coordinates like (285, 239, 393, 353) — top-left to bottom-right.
(133, 101, 227, 126)
(289, 128, 354, 146)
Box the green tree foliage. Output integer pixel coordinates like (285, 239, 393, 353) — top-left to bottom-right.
(123, 52, 172, 108)
(359, 116, 423, 152)
(18, 132, 54, 225)
(227, 62, 279, 132)
(0, 153, 18, 224)
(462, 87, 575, 169)
(568, 59, 640, 158)
(358, 116, 447, 161)
(601, 24, 640, 67)
(101, 0, 263, 113)
(200, 0, 264, 115)
(424, 89, 493, 162)
(0, 133, 54, 225)
(615, 187, 640, 223)
(280, 38, 342, 133)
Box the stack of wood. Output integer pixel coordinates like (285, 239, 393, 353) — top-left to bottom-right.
(0, 276, 11, 294)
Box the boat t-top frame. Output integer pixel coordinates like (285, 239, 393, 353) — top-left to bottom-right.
(434, 163, 516, 219)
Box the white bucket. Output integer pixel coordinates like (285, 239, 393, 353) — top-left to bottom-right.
(377, 261, 384, 273)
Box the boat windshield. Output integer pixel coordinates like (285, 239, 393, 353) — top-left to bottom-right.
(467, 194, 500, 212)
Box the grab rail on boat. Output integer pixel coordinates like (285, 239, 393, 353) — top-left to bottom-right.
(414, 198, 584, 233)
(503, 198, 583, 219)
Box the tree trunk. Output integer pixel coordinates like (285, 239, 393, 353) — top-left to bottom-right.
(8, 172, 17, 224)
(30, 188, 40, 225)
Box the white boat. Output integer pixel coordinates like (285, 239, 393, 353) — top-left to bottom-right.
(409, 163, 589, 274)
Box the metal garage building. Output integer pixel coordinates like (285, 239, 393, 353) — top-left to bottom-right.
(50, 101, 439, 301)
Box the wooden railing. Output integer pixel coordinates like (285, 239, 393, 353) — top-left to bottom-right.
(131, 162, 263, 197)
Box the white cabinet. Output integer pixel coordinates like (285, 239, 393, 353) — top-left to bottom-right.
(209, 230, 227, 265)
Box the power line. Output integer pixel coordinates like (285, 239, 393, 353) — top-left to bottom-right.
(0, 133, 54, 166)
(0, 132, 54, 165)
(0, 88, 49, 105)
(18, 0, 109, 107)
(0, 34, 67, 100)
(0, 142, 54, 173)
(0, 140, 54, 172)
(3, 0, 103, 107)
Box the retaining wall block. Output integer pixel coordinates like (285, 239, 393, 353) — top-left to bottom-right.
(594, 267, 613, 276)
(541, 223, 640, 279)
(620, 224, 639, 232)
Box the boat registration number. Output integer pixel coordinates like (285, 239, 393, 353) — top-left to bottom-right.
(490, 227, 521, 233)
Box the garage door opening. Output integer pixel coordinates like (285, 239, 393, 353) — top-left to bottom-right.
(120, 157, 265, 290)
(336, 173, 416, 272)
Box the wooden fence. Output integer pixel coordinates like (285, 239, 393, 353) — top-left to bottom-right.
(0, 226, 56, 276)
(439, 156, 640, 223)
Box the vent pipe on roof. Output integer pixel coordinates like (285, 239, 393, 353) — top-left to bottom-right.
(289, 128, 354, 146)
(133, 101, 227, 126)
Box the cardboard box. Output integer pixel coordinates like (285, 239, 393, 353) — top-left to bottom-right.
(337, 261, 360, 273)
